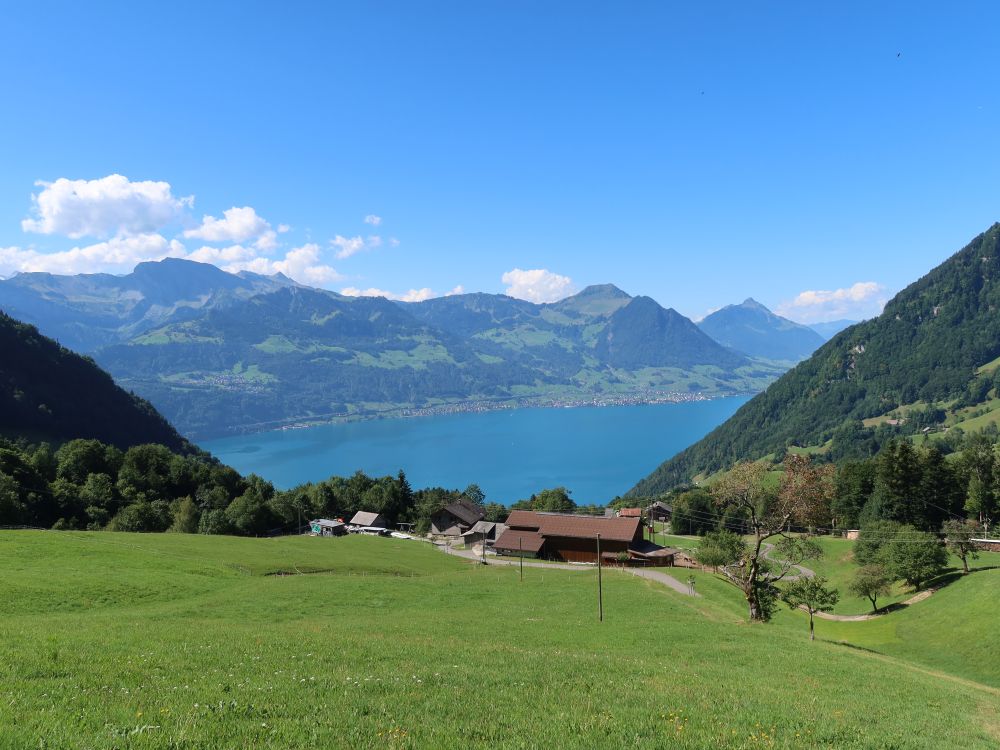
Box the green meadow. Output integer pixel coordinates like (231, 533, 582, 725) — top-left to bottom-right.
(1, 531, 997, 749)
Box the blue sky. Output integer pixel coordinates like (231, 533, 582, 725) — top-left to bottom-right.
(1, 2, 998, 322)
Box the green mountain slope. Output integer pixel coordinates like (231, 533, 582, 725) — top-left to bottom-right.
(0, 311, 189, 451)
(698, 297, 825, 361)
(629, 223, 1000, 496)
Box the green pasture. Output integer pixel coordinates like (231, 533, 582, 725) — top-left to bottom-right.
(0, 531, 997, 749)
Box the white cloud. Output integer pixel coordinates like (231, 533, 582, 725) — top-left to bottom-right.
(340, 283, 464, 302)
(183, 206, 277, 250)
(0, 234, 184, 277)
(501, 268, 575, 303)
(389, 237, 400, 247)
(776, 281, 887, 323)
(203, 243, 343, 286)
(331, 234, 388, 260)
(21, 175, 192, 239)
(364, 214, 382, 226)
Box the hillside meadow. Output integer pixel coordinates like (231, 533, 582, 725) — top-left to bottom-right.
(0, 531, 997, 749)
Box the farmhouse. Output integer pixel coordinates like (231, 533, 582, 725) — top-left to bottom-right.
(494, 511, 674, 564)
(430, 500, 485, 536)
(350, 511, 389, 529)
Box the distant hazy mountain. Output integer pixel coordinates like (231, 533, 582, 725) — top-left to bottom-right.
(697, 298, 825, 361)
(0, 258, 297, 352)
(809, 319, 858, 340)
(1, 262, 787, 438)
(0, 311, 189, 451)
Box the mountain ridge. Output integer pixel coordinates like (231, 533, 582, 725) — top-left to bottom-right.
(697, 297, 825, 361)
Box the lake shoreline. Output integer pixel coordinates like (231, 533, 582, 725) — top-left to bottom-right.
(193, 388, 760, 442)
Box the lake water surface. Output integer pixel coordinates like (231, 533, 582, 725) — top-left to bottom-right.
(202, 397, 749, 503)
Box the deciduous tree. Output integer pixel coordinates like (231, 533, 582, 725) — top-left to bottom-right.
(847, 564, 892, 612)
(780, 576, 839, 640)
(941, 518, 980, 574)
(710, 458, 827, 621)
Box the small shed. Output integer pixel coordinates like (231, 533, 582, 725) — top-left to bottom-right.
(462, 521, 507, 549)
(311, 518, 347, 537)
(628, 540, 677, 567)
(350, 510, 389, 529)
(845, 529, 860, 540)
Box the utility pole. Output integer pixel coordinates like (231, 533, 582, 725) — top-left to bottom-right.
(519, 536, 523, 581)
(596, 533, 603, 622)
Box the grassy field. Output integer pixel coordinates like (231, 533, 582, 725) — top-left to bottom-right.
(1, 531, 998, 749)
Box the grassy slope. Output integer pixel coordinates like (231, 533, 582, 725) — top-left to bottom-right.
(1, 534, 998, 749)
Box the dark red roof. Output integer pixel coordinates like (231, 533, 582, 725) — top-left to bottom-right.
(493, 529, 545, 553)
(618, 508, 643, 518)
(501, 511, 641, 543)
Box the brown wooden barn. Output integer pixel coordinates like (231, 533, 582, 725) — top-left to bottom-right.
(495, 511, 654, 563)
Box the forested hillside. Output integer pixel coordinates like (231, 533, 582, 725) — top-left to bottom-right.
(0, 311, 189, 451)
(630, 223, 1000, 495)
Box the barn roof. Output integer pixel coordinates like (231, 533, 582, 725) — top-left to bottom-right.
(441, 500, 485, 526)
(618, 507, 643, 518)
(493, 529, 545, 553)
(501, 511, 641, 543)
(350, 511, 385, 526)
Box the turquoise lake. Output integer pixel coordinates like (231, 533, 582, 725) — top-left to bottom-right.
(202, 397, 750, 503)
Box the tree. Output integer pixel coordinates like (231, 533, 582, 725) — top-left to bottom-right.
(848, 565, 892, 612)
(694, 530, 746, 570)
(964, 476, 996, 536)
(670, 487, 718, 535)
(860, 440, 923, 526)
(169, 497, 200, 534)
(780, 576, 839, 640)
(959, 435, 996, 534)
(0, 472, 25, 524)
(941, 518, 980, 574)
(709, 457, 827, 621)
(883, 527, 947, 590)
(853, 520, 904, 566)
(831, 460, 875, 530)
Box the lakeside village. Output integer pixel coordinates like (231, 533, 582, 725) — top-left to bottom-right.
(311, 500, 699, 568)
(268, 389, 732, 434)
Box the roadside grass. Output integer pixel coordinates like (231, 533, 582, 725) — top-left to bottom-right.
(1, 531, 998, 749)
(776, 567, 1000, 688)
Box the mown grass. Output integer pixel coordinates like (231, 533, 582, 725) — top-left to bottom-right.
(807, 568, 1000, 688)
(0, 531, 997, 749)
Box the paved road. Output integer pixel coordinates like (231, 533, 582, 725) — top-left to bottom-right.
(439, 544, 698, 596)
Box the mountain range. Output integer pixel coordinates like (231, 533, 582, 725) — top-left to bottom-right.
(628, 222, 1000, 496)
(0, 260, 829, 439)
